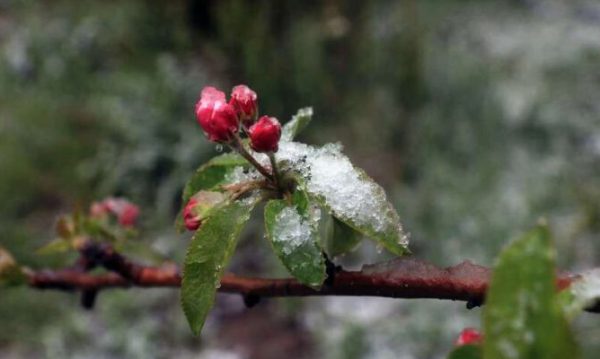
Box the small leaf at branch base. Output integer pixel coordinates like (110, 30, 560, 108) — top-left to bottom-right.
(447, 345, 482, 359)
(0, 247, 27, 287)
(323, 216, 363, 257)
(483, 225, 580, 359)
(264, 199, 326, 288)
(182, 153, 248, 204)
(36, 238, 73, 255)
(282, 107, 313, 142)
(181, 200, 256, 335)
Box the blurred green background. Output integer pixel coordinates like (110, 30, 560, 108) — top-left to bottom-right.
(1, 0, 600, 358)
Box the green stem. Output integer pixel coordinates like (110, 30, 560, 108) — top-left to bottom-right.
(268, 152, 281, 192)
(231, 134, 274, 181)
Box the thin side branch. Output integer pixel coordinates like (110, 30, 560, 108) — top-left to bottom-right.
(25, 242, 598, 313)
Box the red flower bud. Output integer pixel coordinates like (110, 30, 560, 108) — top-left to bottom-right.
(118, 203, 140, 227)
(229, 85, 258, 126)
(249, 116, 281, 153)
(195, 86, 239, 142)
(182, 191, 227, 232)
(90, 198, 139, 227)
(455, 328, 482, 346)
(183, 197, 202, 231)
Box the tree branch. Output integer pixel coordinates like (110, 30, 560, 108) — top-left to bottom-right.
(25, 242, 598, 313)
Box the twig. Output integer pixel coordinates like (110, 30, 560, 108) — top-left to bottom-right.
(25, 243, 598, 313)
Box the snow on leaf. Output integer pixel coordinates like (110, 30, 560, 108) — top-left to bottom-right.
(560, 269, 600, 319)
(273, 141, 409, 256)
(264, 199, 326, 287)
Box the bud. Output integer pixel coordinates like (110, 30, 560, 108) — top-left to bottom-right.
(91, 198, 140, 227)
(195, 86, 239, 142)
(183, 191, 227, 231)
(90, 201, 109, 217)
(248, 116, 281, 153)
(455, 328, 482, 346)
(118, 202, 140, 227)
(229, 85, 258, 126)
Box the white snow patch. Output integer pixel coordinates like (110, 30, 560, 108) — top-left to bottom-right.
(571, 269, 600, 308)
(273, 207, 312, 255)
(274, 141, 408, 248)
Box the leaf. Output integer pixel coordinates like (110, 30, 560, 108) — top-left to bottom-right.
(36, 238, 73, 255)
(264, 199, 326, 287)
(323, 216, 363, 257)
(181, 200, 256, 335)
(0, 247, 27, 287)
(182, 153, 248, 204)
(55, 215, 75, 239)
(282, 107, 313, 141)
(558, 269, 600, 320)
(483, 225, 580, 359)
(447, 345, 482, 359)
(292, 144, 409, 256)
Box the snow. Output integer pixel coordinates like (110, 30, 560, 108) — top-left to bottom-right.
(273, 206, 312, 255)
(273, 141, 408, 248)
(571, 269, 600, 308)
(223, 166, 260, 184)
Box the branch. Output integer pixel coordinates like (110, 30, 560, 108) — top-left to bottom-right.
(25, 242, 597, 312)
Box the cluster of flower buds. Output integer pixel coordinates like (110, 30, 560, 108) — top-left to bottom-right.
(90, 198, 140, 227)
(454, 328, 483, 346)
(195, 85, 281, 153)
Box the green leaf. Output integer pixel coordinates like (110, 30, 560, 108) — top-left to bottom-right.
(181, 200, 256, 335)
(0, 247, 27, 287)
(323, 216, 363, 257)
(282, 107, 313, 141)
(182, 153, 248, 204)
(36, 238, 73, 255)
(264, 199, 326, 288)
(447, 345, 482, 359)
(296, 149, 409, 256)
(483, 225, 580, 359)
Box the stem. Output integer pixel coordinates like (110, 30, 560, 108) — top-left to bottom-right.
(268, 152, 281, 191)
(26, 244, 598, 313)
(231, 134, 274, 181)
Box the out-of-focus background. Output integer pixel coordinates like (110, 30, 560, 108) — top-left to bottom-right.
(1, 0, 600, 358)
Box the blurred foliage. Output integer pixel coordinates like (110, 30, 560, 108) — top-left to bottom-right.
(1, 0, 600, 358)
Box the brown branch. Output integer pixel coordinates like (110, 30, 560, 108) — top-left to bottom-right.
(25, 243, 598, 313)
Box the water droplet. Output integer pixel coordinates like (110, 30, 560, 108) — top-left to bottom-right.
(215, 144, 224, 152)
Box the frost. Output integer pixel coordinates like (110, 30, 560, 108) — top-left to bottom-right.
(223, 166, 260, 184)
(273, 207, 312, 255)
(274, 141, 409, 250)
(570, 269, 600, 309)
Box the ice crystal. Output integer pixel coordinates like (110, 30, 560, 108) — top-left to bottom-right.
(274, 141, 408, 248)
(273, 207, 312, 255)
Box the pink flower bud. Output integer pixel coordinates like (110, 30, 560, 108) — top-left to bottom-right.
(248, 116, 281, 153)
(229, 85, 258, 126)
(183, 197, 202, 231)
(455, 328, 482, 346)
(118, 203, 140, 227)
(90, 201, 109, 217)
(90, 198, 139, 228)
(182, 191, 227, 232)
(195, 86, 239, 142)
